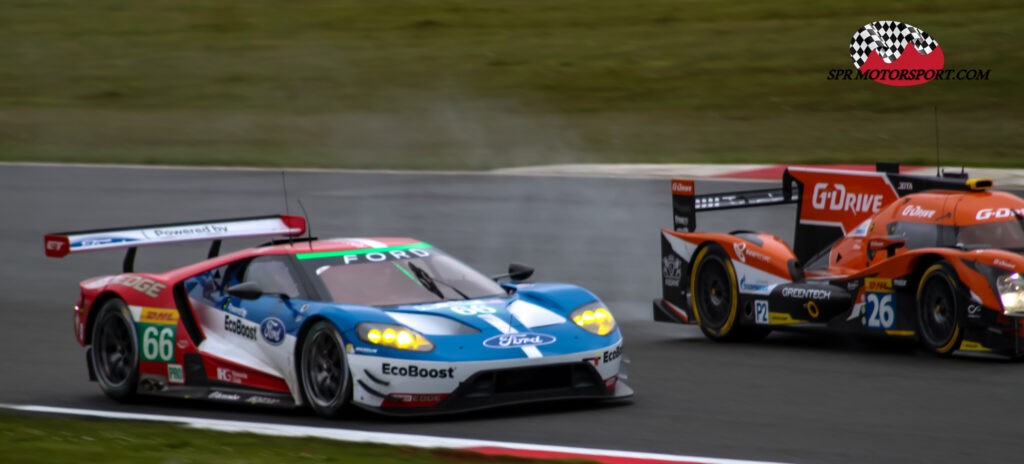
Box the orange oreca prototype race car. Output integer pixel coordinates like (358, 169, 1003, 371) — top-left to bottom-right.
(655, 164, 1024, 357)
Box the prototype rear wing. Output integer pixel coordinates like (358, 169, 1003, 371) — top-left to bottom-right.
(670, 179, 798, 232)
(670, 164, 982, 262)
(45, 215, 306, 271)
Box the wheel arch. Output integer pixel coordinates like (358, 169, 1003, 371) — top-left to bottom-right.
(686, 241, 729, 287)
(909, 253, 969, 296)
(912, 255, 965, 355)
(84, 291, 129, 346)
(909, 254, 943, 285)
(293, 315, 332, 372)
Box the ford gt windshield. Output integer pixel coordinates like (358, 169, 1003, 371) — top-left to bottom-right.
(297, 247, 505, 307)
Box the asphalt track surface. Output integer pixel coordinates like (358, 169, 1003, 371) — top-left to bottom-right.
(2, 164, 1023, 464)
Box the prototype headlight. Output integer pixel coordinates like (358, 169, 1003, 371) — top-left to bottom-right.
(998, 273, 1024, 316)
(570, 302, 616, 336)
(356, 322, 435, 352)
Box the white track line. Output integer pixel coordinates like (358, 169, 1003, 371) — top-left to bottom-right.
(1, 404, 792, 464)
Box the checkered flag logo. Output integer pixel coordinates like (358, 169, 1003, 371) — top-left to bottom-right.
(849, 20, 940, 69)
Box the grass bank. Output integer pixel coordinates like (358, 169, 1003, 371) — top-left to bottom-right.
(0, 412, 586, 464)
(0, 1, 1019, 169)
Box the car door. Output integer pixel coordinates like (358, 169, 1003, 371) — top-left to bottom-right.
(184, 254, 311, 392)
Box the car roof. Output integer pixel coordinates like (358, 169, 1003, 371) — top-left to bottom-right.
(160, 237, 427, 281)
(893, 190, 1024, 226)
(259, 237, 425, 255)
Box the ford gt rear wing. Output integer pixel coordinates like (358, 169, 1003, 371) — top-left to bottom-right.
(44, 215, 306, 271)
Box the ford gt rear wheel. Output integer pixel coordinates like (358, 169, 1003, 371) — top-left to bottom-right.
(91, 298, 139, 401)
(916, 263, 963, 355)
(691, 246, 740, 340)
(300, 321, 351, 418)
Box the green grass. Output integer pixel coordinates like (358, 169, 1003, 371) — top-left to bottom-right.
(0, 1, 1020, 169)
(0, 412, 588, 464)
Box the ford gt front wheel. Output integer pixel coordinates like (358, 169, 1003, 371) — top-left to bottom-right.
(299, 321, 352, 418)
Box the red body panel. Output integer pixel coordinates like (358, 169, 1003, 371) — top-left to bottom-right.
(74, 237, 426, 393)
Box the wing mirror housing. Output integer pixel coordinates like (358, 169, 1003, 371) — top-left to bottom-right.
(227, 281, 264, 300)
(508, 262, 535, 281)
(868, 235, 906, 259)
(491, 262, 535, 282)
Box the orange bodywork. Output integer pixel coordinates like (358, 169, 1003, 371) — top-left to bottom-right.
(658, 168, 1024, 355)
(816, 190, 1024, 310)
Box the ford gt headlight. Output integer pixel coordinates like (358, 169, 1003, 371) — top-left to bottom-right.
(998, 273, 1024, 316)
(356, 322, 435, 352)
(570, 302, 616, 336)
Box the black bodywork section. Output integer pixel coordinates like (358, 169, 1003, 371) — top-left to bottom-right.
(368, 362, 620, 416)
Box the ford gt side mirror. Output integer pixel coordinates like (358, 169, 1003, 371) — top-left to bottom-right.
(490, 262, 535, 282)
(227, 281, 264, 300)
(868, 235, 906, 259)
(507, 262, 535, 281)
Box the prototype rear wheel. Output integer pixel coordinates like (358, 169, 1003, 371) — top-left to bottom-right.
(299, 321, 352, 418)
(691, 246, 740, 340)
(916, 263, 963, 355)
(91, 298, 139, 401)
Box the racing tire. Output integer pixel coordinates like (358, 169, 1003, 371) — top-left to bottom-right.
(691, 245, 741, 341)
(299, 321, 352, 418)
(916, 263, 964, 356)
(90, 298, 139, 401)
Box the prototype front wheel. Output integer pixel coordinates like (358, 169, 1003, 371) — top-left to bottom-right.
(916, 263, 963, 355)
(299, 321, 352, 418)
(90, 298, 139, 401)
(691, 246, 741, 341)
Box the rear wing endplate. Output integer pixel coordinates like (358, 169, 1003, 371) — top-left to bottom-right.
(671, 179, 799, 232)
(45, 215, 306, 271)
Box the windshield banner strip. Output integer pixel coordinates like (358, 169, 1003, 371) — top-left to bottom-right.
(392, 261, 422, 285)
(295, 242, 433, 261)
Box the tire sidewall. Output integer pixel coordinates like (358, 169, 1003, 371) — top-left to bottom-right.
(299, 321, 352, 418)
(690, 245, 739, 339)
(90, 298, 139, 399)
(916, 263, 963, 355)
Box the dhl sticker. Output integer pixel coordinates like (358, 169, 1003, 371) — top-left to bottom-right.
(769, 312, 808, 325)
(864, 278, 893, 293)
(139, 307, 179, 325)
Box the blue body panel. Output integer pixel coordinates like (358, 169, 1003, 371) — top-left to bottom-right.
(184, 271, 620, 363)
